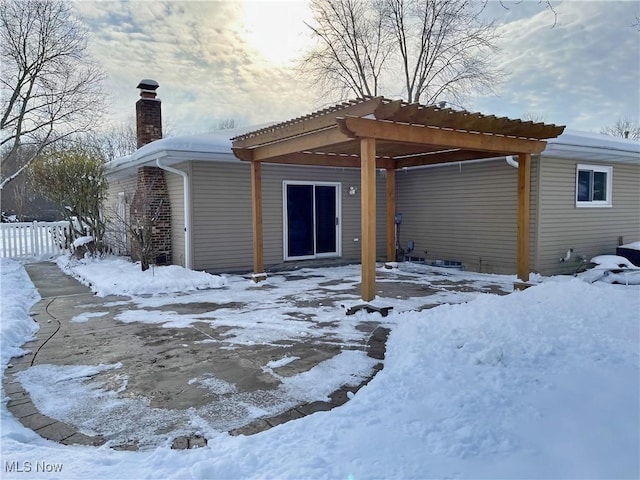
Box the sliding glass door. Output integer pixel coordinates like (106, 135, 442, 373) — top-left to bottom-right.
(284, 182, 341, 260)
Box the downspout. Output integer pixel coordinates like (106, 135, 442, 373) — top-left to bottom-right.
(155, 159, 192, 269)
(505, 155, 519, 168)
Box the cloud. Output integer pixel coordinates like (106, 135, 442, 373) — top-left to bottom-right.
(75, 0, 638, 134)
(469, 1, 640, 130)
(75, 0, 316, 134)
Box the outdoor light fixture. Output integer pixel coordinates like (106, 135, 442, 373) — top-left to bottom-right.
(349, 186, 358, 195)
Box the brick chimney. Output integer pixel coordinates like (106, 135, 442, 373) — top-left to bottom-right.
(136, 79, 162, 148)
(130, 79, 171, 268)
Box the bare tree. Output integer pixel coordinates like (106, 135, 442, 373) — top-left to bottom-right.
(302, 0, 392, 99)
(522, 112, 545, 123)
(87, 122, 138, 162)
(600, 119, 640, 141)
(383, 0, 500, 104)
(302, 0, 500, 105)
(0, 0, 106, 189)
(0, 144, 61, 220)
(217, 118, 239, 130)
(86, 117, 181, 162)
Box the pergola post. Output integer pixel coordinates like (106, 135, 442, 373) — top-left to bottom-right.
(385, 167, 396, 262)
(250, 160, 266, 281)
(361, 138, 377, 301)
(517, 153, 531, 282)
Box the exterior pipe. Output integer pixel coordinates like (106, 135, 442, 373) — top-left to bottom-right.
(155, 159, 192, 269)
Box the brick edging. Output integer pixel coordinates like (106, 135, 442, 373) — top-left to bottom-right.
(226, 326, 390, 439)
(2, 298, 106, 447)
(4, 303, 391, 450)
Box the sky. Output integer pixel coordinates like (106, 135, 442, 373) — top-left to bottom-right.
(73, 0, 640, 136)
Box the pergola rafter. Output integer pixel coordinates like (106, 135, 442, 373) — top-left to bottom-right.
(231, 97, 565, 301)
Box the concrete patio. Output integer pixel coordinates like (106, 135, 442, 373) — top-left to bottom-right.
(3, 261, 512, 450)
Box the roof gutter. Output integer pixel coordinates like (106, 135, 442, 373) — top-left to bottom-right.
(155, 159, 192, 270)
(505, 155, 519, 168)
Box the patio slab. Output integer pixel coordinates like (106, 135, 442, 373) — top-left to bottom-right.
(4, 261, 512, 450)
(4, 263, 390, 449)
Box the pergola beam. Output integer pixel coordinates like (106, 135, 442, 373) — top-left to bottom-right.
(234, 151, 395, 169)
(232, 97, 384, 148)
(374, 99, 403, 120)
(248, 127, 352, 161)
(337, 116, 548, 155)
(394, 150, 505, 169)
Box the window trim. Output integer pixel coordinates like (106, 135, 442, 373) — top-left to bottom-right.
(575, 164, 612, 208)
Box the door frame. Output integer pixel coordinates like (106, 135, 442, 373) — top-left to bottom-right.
(282, 180, 342, 261)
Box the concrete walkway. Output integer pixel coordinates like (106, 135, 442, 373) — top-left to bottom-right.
(3, 263, 105, 447)
(3, 262, 390, 450)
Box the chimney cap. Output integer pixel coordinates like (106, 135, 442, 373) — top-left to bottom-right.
(137, 79, 159, 91)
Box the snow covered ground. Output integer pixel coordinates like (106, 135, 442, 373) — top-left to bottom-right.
(1, 256, 638, 479)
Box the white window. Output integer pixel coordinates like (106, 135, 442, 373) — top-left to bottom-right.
(576, 164, 612, 207)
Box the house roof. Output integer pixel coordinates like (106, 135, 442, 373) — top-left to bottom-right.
(106, 125, 269, 180)
(106, 100, 638, 178)
(544, 129, 640, 164)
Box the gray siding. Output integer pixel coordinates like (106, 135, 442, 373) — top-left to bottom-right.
(104, 175, 137, 254)
(536, 157, 640, 275)
(262, 164, 387, 267)
(396, 158, 529, 274)
(164, 165, 187, 267)
(110, 153, 639, 278)
(191, 161, 252, 272)
(190, 161, 388, 273)
(390, 155, 640, 276)
(105, 169, 186, 262)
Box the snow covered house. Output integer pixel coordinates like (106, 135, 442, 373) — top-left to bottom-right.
(105, 80, 640, 285)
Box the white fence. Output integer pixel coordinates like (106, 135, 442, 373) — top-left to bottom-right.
(0, 221, 70, 258)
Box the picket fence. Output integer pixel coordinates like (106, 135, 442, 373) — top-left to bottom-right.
(0, 221, 70, 258)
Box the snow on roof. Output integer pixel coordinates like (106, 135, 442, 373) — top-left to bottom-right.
(544, 129, 640, 164)
(107, 124, 640, 178)
(106, 124, 274, 177)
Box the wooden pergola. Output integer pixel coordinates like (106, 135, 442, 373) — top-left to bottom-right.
(232, 97, 564, 301)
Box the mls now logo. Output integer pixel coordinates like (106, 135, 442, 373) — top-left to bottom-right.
(5, 461, 63, 473)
